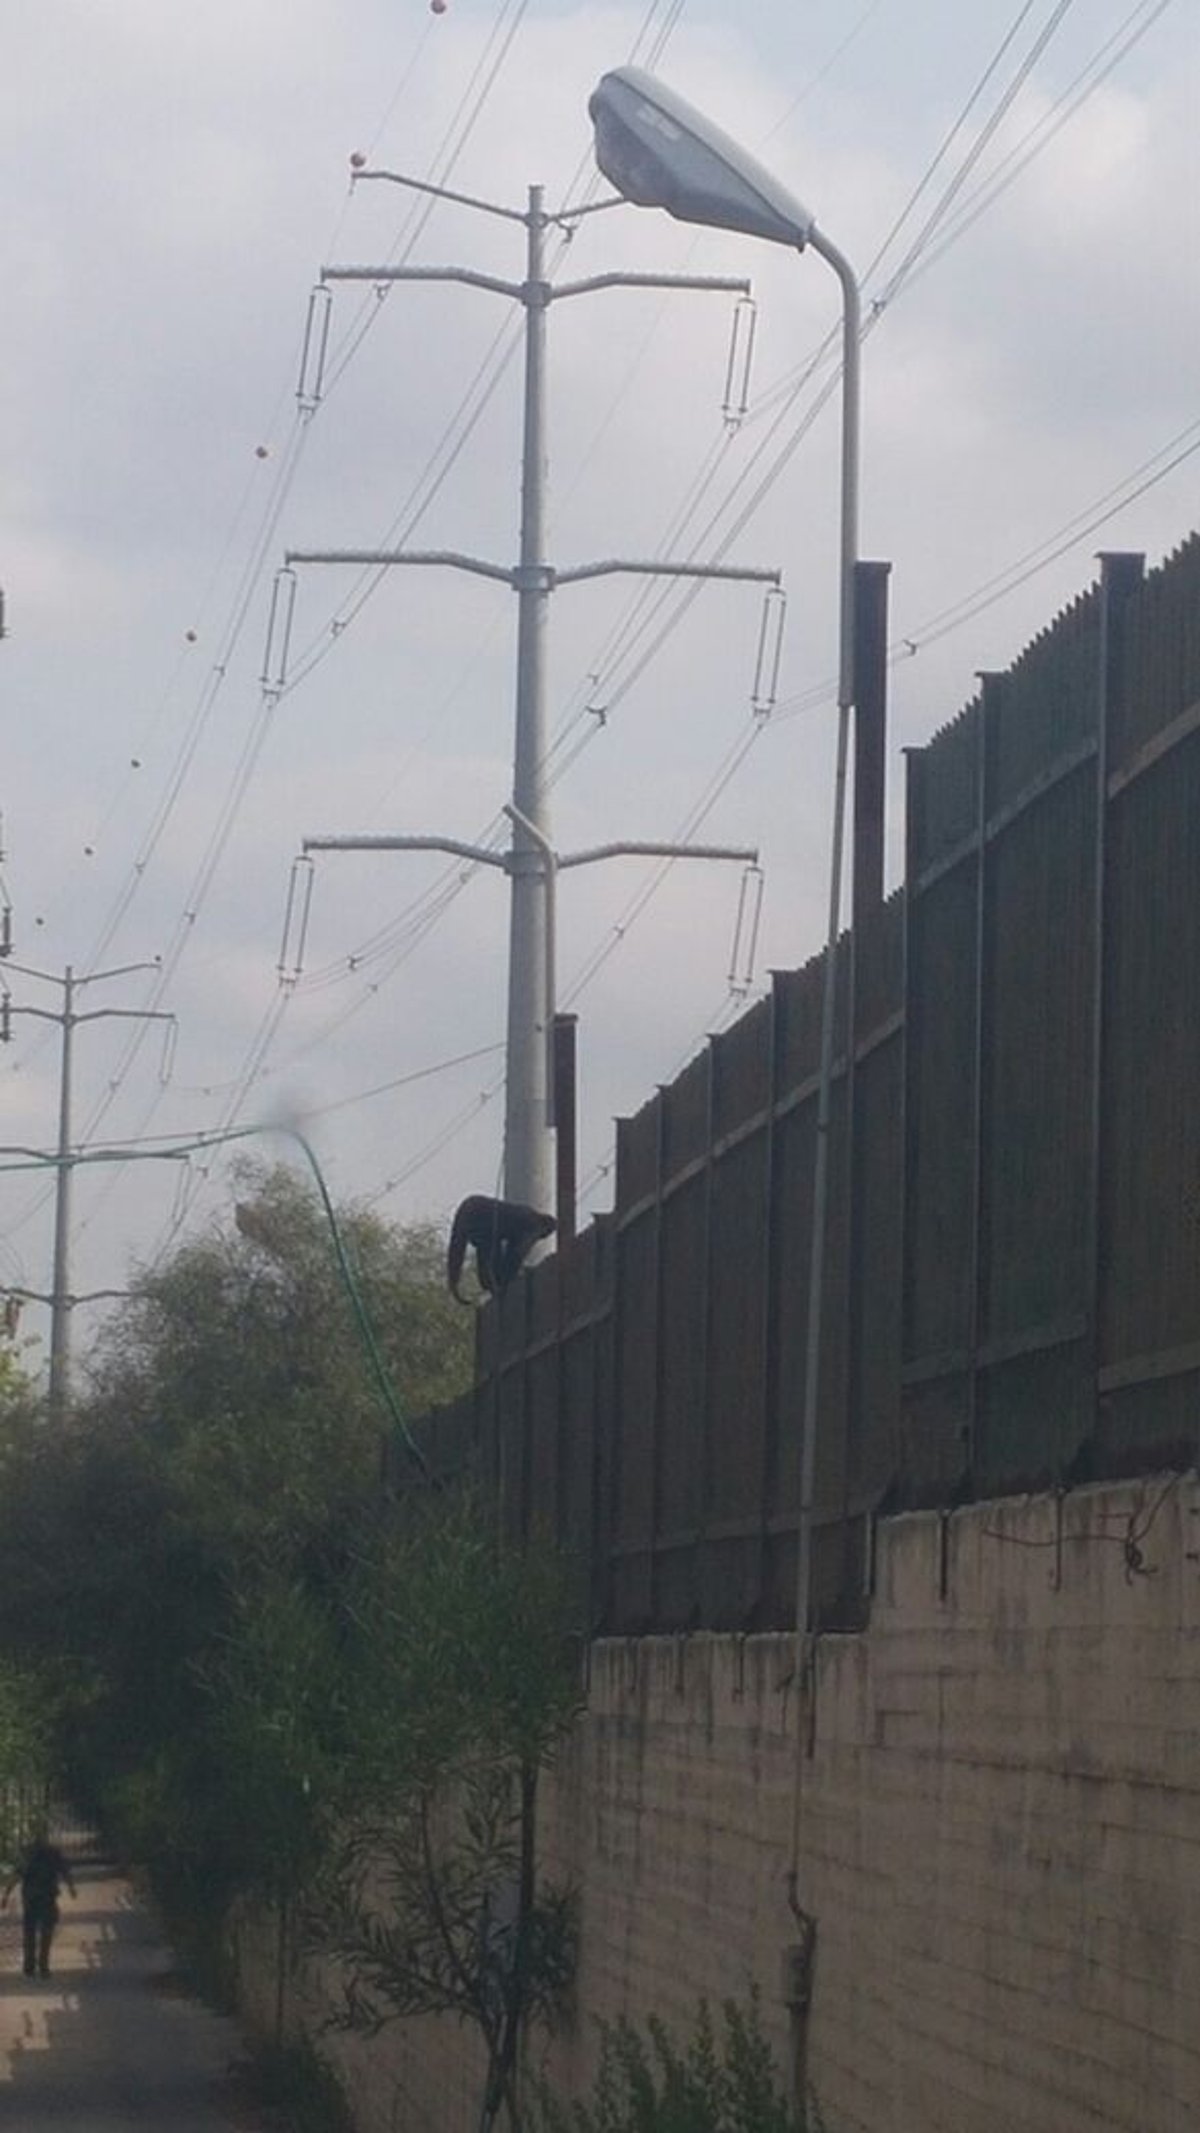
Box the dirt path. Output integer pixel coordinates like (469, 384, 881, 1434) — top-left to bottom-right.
(0, 1854, 266, 2130)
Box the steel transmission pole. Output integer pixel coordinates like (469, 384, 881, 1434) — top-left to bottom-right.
(49, 965, 76, 1414)
(1, 960, 174, 1419)
(288, 171, 781, 1210)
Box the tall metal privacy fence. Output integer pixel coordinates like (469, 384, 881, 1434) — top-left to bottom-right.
(399, 537, 1200, 1634)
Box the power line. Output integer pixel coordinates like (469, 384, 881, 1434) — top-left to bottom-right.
(215, 0, 1181, 1210)
(7, 5, 543, 1249)
(889, 419, 1200, 655)
(318, 0, 534, 399)
(137, 7, 698, 1203)
(893, 0, 1178, 297)
(761, 0, 887, 141)
(870, 0, 1077, 312)
(78, 1038, 506, 1150)
(34, 0, 1184, 1269)
(558, 0, 1090, 738)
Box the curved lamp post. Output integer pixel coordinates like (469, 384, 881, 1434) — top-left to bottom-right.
(588, 66, 861, 1682)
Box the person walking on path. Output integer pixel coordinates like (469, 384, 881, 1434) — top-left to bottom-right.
(2, 1826, 76, 1978)
(1, 1853, 258, 2128)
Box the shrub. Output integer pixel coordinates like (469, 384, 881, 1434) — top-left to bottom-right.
(531, 1995, 824, 2133)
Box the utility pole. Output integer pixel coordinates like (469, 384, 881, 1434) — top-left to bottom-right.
(1, 962, 173, 1418)
(285, 170, 780, 1211)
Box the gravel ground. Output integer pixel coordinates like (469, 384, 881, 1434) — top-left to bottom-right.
(0, 1855, 267, 2131)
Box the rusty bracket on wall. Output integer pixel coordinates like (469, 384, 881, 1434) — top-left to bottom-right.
(1051, 1485, 1065, 1593)
(937, 1508, 952, 1601)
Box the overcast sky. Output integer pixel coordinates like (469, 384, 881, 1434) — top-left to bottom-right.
(1, 0, 1197, 1378)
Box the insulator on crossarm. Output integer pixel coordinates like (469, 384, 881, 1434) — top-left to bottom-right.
(169, 1159, 193, 1234)
(0, 990, 10, 1042)
(722, 295, 757, 430)
(297, 282, 333, 412)
(261, 566, 298, 690)
(278, 854, 315, 982)
(751, 585, 786, 718)
(158, 1019, 178, 1088)
(728, 862, 765, 995)
(0, 905, 11, 959)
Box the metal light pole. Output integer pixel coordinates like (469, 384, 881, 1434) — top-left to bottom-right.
(2, 961, 173, 1418)
(792, 233, 858, 1718)
(588, 66, 862, 1681)
(289, 169, 780, 1210)
(508, 187, 552, 1202)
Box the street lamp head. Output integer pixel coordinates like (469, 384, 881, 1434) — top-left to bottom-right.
(588, 65, 814, 251)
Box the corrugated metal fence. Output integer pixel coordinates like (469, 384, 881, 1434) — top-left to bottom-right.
(401, 537, 1200, 1633)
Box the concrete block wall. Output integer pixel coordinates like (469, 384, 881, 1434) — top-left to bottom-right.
(234, 1475, 1200, 2133)
(541, 1475, 1200, 2133)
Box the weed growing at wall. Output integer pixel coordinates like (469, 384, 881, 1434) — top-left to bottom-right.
(531, 1997, 822, 2133)
(230, 2036, 356, 2133)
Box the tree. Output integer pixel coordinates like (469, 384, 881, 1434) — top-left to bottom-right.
(0, 1661, 55, 1862)
(306, 1493, 582, 2133)
(0, 1166, 582, 2129)
(0, 1164, 472, 1886)
(85, 1161, 470, 1564)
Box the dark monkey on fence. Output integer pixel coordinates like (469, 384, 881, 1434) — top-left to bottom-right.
(447, 1196, 556, 1303)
